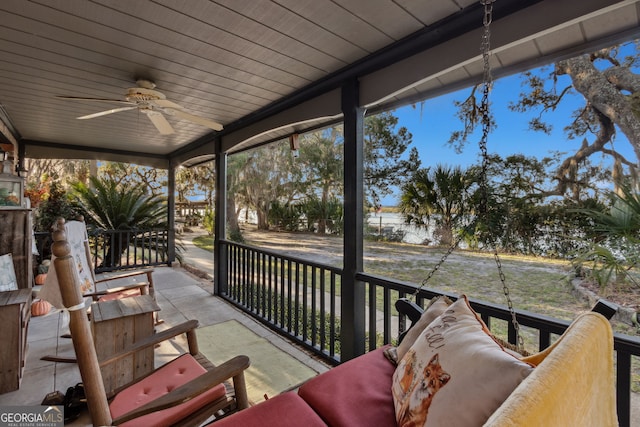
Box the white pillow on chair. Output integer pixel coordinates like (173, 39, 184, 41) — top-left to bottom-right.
(0, 253, 18, 291)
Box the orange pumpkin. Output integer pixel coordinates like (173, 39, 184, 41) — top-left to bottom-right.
(31, 299, 51, 317)
(34, 273, 47, 286)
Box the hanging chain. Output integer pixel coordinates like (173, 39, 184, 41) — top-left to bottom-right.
(478, 0, 524, 351)
(411, 0, 494, 299)
(412, 1, 523, 351)
(414, 237, 461, 294)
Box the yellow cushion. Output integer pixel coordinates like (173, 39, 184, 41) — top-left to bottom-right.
(485, 312, 617, 427)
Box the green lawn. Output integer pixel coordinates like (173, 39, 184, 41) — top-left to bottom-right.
(191, 230, 636, 335)
(193, 235, 214, 252)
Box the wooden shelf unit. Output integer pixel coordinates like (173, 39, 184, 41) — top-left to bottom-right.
(0, 288, 31, 394)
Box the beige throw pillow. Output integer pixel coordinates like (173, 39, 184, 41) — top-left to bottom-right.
(396, 296, 451, 361)
(392, 295, 534, 427)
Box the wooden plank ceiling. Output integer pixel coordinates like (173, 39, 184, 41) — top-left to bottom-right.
(0, 0, 638, 168)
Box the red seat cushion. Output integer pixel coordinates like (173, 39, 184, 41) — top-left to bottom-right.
(298, 347, 397, 427)
(215, 392, 327, 427)
(110, 353, 226, 427)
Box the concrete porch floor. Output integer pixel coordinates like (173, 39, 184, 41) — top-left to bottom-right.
(0, 266, 331, 426)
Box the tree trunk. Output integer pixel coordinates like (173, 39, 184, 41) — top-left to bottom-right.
(226, 192, 240, 235)
(256, 206, 269, 230)
(556, 55, 640, 161)
(318, 186, 329, 234)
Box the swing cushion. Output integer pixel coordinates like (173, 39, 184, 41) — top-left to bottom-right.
(392, 295, 534, 427)
(298, 346, 397, 427)
(215, 392, 328, 427)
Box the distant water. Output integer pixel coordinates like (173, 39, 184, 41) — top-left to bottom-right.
(238, 209, 433, 245)
(367, 212, 431, 244)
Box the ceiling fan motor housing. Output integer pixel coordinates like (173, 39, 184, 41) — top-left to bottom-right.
(126, 87, 166, 103)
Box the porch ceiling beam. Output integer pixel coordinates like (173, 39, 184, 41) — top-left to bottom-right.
(23, 139, 169, 169)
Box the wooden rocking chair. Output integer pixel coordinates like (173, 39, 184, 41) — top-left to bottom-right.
(39, 218, 155, 309)
(50, 221, 250, 426)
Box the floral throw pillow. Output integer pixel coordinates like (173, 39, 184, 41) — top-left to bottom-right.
(391, 295, 534, 427)
(0, 253, 18, 291)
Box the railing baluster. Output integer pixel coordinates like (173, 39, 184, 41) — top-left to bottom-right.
(242, 247, 248, 306)
(303, 264, 308, 343)
(615, 350, 631, 427)
(311, 266, 317, 347)
(539, 330, 551, 351)
(256, 254, 267, 317)
(330, 272, 336, 357)
(398, 291, 407, 340)
(320, 268, 326, 352)
(368, 283, 376, 352)
(267, 254, 273, 322)
(295, 262, 300, 338)
(279, 257, 285, 328)
(249, 248, 254, 310)
(383, 286, 391, 346)
(287, 261, 293, 333)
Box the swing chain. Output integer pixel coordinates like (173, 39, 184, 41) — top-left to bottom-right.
(411, 1, 524, 352)
(478, 0, 524, 351)
(411, 0, 495, 298)
(416, 238, 461, 292)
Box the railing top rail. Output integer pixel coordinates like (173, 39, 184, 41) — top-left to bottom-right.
(222, 239, 343, 275)
(613, 332, 640, 353)
(358, 271, 640, 350)
(87, 228, 169, 234)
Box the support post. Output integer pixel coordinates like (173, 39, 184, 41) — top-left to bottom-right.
(167, 158, 176, 265)
(341, 77, 365, 361)
(214, 138, 228, 296)
(16, 140, 26, 176)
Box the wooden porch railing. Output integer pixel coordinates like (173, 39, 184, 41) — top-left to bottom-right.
(221, 239, 640, 427)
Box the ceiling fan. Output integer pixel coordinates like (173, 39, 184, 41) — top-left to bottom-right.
(57, 79, 223, 135)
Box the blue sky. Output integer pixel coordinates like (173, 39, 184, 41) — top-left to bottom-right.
(380, 57, 637, 206)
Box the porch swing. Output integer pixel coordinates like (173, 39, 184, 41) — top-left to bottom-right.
(394, 1, 618, 426)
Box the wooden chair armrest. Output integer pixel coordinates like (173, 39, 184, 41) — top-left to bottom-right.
(85, 283, 150, 300)
(94, 268, 154, 284)
(99, 320, 200, 368)
(112, 355, 250, 425)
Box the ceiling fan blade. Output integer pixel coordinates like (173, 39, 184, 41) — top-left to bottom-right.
(145, 110, 175, 135)
(153, 99, 185, 110)
(77, 106, 138, 120)
(169, 109, 223, 131)
(57, 96, 134, 106)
